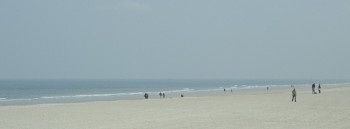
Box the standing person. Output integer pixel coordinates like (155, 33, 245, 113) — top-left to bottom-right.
(231, 89, 232, 92)
(267, 86, 269, 92)
(144, 93, 148, 99)
(318, 84, 321, 94)
(292, 88, 296, 102)
(312, 83, 315, 94)
(159, 92, 162, 99)
(162, 93, 165, 98)
(224, 88, 226, 92)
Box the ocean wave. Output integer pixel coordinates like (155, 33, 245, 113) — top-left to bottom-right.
(1, 82, 348, 104)
(0, 98, 38, 102)
(0, 89, 196, 102)
(161, 88, 195, 93)
(40, 92, 145, 99)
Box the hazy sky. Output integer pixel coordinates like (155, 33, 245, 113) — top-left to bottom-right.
(1, 0, 349, 79)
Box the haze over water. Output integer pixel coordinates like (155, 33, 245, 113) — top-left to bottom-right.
(1, 1, 350, 80)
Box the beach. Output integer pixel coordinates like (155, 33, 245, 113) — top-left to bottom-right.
(0, 84, 349, 129)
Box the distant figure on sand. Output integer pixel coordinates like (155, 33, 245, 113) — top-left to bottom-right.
(231, 89, 232, 92)
(159, 92, 162, 99)
(162, 93, 165, 98)
(318, 84, 321, 94)
(312, 83, 316, 94)
(292, 88, 296, 102)
(267, 87, 269, 92)
(181, 94, 184, 97)
(224, 88, 226, 92)
(144, 93, 148, 99)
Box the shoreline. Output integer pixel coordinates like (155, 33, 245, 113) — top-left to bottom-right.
(1, 83, 348, 106)
(1, 78, 350, 106)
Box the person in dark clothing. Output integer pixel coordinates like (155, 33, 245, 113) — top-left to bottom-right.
(312, 83, 316, 94)
(144, 93, 148, 99)
(292, 88, 296, 102)
(224, 88, 226, 92)
(318, 84, 321, 94)
(162, 93, 165, 98)
(159, 92, 162, 99)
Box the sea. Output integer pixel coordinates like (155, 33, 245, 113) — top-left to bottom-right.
(0, 79, 349, 105)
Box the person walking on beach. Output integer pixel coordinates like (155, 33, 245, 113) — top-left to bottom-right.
(162, 93, 165, 98)
(292, 88, 296, 102)
(159, 92, 162, 99)
(144, 93, 148, 99)
(312, 83, 316, 94)
(318, 84, 321, 94)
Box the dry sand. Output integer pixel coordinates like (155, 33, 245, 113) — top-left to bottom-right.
(0, 84, 349, 129)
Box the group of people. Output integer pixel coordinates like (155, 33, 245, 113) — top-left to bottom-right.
(143, 92, 165, 99)
(312, 83, 321, 94)
(159, 92, 165, 99)
(144, 92, 184, 99)
(223, 88, 233, 92)
(143, 83, 323, 101)
(291, 83, 322, 102)
(143, 92, 166, 99)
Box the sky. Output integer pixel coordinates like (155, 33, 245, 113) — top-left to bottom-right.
(0, 0, 349, 80)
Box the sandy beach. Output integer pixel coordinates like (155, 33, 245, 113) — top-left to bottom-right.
(0, 84, 349, 129)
